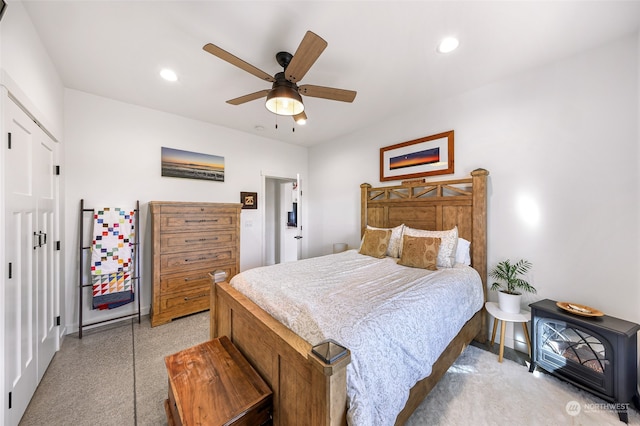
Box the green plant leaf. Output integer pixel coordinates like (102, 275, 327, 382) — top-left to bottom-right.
(489, 259, 536, 294)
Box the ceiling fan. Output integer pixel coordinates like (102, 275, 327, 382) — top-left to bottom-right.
(203, 31, 357, 124)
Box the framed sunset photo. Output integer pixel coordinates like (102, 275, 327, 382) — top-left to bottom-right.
(380, 130, 454, 181)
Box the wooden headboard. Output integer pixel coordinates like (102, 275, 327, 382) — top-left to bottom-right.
(360, 168, 489, 304)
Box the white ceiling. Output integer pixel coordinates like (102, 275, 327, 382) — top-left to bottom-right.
(22, 1, 640, 147)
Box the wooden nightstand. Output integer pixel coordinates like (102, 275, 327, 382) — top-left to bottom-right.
(485, 301, 532, 363)
(164, 336, 272, 426)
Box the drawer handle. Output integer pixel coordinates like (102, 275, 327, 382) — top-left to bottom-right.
(184, 256, 218, 262)
(184, 237, 218, 243)
(185, 219, 219, 223)
(184, 293, 207, 301)
(184, 276, 207, 282)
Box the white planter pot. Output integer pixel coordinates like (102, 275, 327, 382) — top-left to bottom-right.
(498, 291, 522, 314)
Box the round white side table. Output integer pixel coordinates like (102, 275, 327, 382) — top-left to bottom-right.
(485, 301, 532, 363)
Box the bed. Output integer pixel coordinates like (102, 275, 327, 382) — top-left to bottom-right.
(210, 168, 489, 425)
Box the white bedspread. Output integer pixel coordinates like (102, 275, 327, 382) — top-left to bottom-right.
(230, 249, 484, 425)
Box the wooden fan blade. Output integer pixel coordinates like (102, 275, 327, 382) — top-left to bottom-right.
(299, 85, 357, 102)
(203, 43, 275, 83)
(226, 90, 270, 105)
(285, 31, 328, 83)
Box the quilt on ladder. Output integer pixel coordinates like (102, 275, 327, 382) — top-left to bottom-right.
(91, 207, 135, 310)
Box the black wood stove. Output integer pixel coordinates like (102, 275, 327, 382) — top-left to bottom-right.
(529, 299, 639, 423)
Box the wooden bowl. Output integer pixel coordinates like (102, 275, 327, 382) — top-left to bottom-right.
(556, 301, 604, 317)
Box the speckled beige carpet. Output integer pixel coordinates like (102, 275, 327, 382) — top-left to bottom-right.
(406, 344, 640, 426)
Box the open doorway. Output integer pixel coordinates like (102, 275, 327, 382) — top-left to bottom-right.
(263, 174, 302, 266)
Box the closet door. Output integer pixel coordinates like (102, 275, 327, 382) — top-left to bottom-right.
(4, 97, 38, 425)
(34, 128, 57, 381)
(3, 96, 58, 425)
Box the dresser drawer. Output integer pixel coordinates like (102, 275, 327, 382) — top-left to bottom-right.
(160, 285, 210, 315)
(159, 230, 235, 253)
(159, 205, 240, 216)
(160, 213, 237, 232)
(160, 247, 235, 274)
(161, 264, 237, 294)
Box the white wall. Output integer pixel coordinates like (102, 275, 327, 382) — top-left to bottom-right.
(308, 33, 640, 348)
(63, 89, 308, 332)
(0, 1, 63, 139)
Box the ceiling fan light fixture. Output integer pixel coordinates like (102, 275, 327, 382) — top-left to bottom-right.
(265, 86, 304, 116)
(294, 111, 307, 125)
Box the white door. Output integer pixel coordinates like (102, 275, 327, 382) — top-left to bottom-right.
(34, 134, 57, 381)
(4, 98, 39, 426)
(4, 97, 58, 425)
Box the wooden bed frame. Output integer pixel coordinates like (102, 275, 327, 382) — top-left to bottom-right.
(211, 168, 489, 425)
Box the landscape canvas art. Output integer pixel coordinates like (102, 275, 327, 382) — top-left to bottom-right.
(161, 147, 225, 182)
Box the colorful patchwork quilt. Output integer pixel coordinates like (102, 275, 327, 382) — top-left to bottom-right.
(91, 207, 135, 309)
(92, 272, 134, 310)
(91, 207, 134, 275)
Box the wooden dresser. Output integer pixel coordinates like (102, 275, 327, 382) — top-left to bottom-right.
(149, 202, 241, 327)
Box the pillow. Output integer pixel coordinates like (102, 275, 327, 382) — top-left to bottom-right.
(366, 224, 405, 257)
(359, 229, 392, 259)
(402, 226, 458, 268)
(455, 238, 471, 266)
(397, 235, 440, 270)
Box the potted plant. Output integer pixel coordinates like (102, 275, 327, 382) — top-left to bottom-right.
(490, 259, 536, 314)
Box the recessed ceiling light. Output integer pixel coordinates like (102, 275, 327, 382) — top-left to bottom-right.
(437, 37, 459, 54)
(160, 68, 178, 82)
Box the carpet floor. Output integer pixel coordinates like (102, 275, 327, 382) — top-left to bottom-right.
(407, 344, 640, 426)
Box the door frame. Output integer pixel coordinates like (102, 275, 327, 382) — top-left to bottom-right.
(261, 171, 303, 267)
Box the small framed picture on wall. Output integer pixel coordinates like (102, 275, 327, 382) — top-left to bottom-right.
(240, 192, 258, 209)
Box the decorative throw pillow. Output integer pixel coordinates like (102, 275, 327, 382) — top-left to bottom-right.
(397, 235, 440, 270)
(455, 237, 472, 266)
(359, 229, 392, 259)
(402, 226, 458, 268)
(366, 224, 405, 257)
